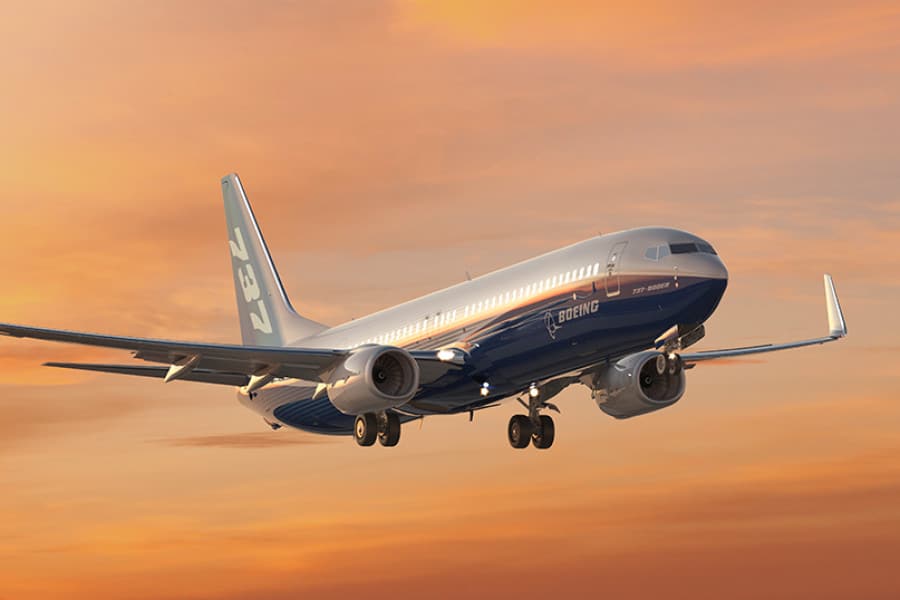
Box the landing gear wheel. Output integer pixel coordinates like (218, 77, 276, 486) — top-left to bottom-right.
(378, 412, 401, 447)
(508, 415, 533, 449)
(354, 413, 377, 446)
(532, 415, 555, 449)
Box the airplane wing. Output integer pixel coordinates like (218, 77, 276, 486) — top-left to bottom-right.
(0, 324, 460, 389)
(680, 274, 847, 363)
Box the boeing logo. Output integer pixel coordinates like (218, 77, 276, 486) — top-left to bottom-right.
(545, 299, 600, 338)
(559, 299, 600, 324)
(544, 311, 561, 339)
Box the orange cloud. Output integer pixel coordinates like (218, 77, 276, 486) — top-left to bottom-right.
(0, 3, 898, 599)
(158, 431, 335, 449)
(397, 0, 900, 67)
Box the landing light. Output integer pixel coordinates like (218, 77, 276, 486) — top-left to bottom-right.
(437, 349, 456, 362)
(480, 382, 490, 397)
(529, 384, 540, 398)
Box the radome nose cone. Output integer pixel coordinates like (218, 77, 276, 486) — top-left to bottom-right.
(713, 259, 729, 280)
(680, 255, 728, 280)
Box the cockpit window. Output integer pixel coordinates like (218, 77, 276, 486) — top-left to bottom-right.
(670, 242, 697, 254)
(669, 242, 717, 255)
(643, 244, 673, 261)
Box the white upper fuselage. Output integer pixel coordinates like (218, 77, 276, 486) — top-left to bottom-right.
(298, 226, 728, 352)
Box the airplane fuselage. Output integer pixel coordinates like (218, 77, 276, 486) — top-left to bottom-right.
(243, 227, 729, 434)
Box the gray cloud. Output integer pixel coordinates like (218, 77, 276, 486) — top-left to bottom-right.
(157, 431, 336, 449)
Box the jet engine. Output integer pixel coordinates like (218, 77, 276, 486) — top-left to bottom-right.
(327, 346, 420, 415)
(588, 350, 686, 419)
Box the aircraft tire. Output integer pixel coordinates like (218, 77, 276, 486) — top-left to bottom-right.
(508, 415, 533, 449)
(355, 413, 378, 446)
(532, 415, 555, 449)
(378, 412, 401, 447)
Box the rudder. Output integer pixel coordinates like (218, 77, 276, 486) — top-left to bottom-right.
(222, 173, 327, 346)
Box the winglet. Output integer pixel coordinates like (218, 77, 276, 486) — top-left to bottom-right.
(824, 274, 847, 338)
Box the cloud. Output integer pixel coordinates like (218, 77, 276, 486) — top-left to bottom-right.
(8, 441, 899, 599)
(0, 383, 150, 449)
(157, 431, 334, 449)
(396, 0, 900, 68)
(0, 4, 898, 598)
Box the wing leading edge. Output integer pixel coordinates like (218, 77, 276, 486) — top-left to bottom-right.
(680, 274, 847, 363)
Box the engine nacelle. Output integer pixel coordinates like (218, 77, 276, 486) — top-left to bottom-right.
(327, 346, 420, 415)
(590, 350, 686, 419)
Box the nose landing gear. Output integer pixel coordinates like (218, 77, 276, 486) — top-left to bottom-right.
(507, 385, 559, 450)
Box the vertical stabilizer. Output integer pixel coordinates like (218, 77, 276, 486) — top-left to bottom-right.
(222, 173, 327, 346)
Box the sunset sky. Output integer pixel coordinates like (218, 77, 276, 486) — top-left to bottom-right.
(1, 1, 899, 598)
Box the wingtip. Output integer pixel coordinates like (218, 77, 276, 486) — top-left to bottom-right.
(823, 274, 847, 338)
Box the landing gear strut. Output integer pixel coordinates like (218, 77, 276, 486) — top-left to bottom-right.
(354, 411, 401, 447)
(507, 385, 559, 450)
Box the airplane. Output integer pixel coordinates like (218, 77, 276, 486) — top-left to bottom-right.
(0, 174, 847, 449)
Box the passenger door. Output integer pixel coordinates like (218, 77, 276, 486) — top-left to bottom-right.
(605, 242, 627, 297)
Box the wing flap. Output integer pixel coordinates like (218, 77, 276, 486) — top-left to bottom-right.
(44, 362, 250, 386)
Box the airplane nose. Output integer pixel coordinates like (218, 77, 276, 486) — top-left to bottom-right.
(679, 254, 728, 281)
(710, 256, 729, 280)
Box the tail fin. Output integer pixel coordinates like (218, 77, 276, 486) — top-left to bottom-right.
(221, 173, 327, 346)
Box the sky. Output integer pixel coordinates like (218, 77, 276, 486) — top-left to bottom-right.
(0, 1, 899, 598)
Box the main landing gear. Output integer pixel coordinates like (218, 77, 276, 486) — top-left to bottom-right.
(508, 385, 559, 450)
(354, 411, 401, 447)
